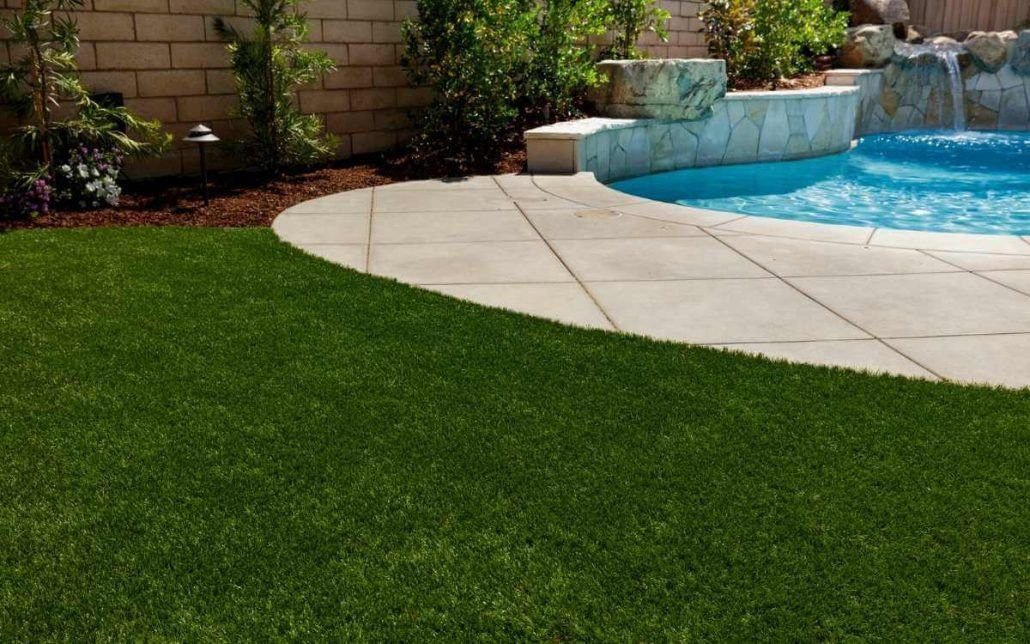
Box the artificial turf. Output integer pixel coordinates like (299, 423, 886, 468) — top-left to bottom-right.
(1, 227, 1028, 640)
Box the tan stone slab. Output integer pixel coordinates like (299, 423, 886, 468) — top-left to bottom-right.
(424, 283, 613, 330)
(369, 241, 574, 285)
(541, 184, 645, 208)
(588, 278, 868, 344)
(885, 334, 1030, 389)
(298, 244, 367, 271)
(616, 201, 742, 227)
(924, 250, 1030, 271)
(870, 229, 1030, 254)
(978, 270, 1030, 295)
(714, 216, 874, 243)
(551, 237, 770, 282)
(381, 176, 500, 191)
(374, 188, 515, 212)
(272, 213, 370, 245)
(789, 273, 1030, 338)
(372, 211, 538, 244)
(281, 189, 373, 214)
(525, 209, 705, 240)
(710, 340, 937, 379)
(722, 235, 956, 277)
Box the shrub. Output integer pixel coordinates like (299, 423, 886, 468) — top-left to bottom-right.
(402, 0, 608, 170)
(603, 0, 671, 60)
(701, 0, 848, 86)
(214, 0, 338, 174)
(54, 146, 124, 209)
(0, 0, 170, 218)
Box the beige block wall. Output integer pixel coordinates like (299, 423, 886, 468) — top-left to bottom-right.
(0, 0, 708, 177)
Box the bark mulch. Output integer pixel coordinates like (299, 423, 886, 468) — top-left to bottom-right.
(1, 149, 526, 231)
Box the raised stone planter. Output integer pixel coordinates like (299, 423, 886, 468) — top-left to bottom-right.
(527, 86, 860, 182)
(587, 59, 727, 121)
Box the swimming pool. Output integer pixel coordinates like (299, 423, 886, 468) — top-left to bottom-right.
(610, 131, 1030, 236)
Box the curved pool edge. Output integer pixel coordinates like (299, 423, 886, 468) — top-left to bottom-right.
(272, 175, 1030, 389)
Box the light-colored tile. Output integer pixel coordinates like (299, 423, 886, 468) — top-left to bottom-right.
(978, 270, 1030, 295)
(542, 184, 645, 208)
(369, 241, 573, 285)
(298, 244, 367, 270)
(374, 188, 514, 212)
(711, 340, 937, 379)
(424, 283, 613, 330)
(588, 278, 868, 344)
(552, 237, 770, 282)
(885, 334, 1030, 388)
(870, 229, 1030, 254)
(924, 250, 1030, 271)
(789, 273, 1030, 337)
(714, 216, 874, 243)
(372, 210, 537, 244)
(722, 235, 956, 277)
(525, 208, 705, 240)
(272, 213, 369, 244)
(515, 194, 591, 210)
(616, 201, 742, 227)
(381, 176, 499, 191)
(281, 188, 373, 214)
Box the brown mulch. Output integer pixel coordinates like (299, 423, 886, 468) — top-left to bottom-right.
(1, 148, 527, 231)
(732, 72, 827, 92)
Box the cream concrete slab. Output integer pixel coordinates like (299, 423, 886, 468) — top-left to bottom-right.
(374, 188, 515, 212)
(885, 334, 1030, 389)
(924, 250, 1030, 271)
(869, 229, 1030, 254)
(552, 237, 771, 282)
(298, 244, 367, 270)
(542, 185, 645, 208)
(272, 213, 370, 244)
(714, 216, 874, 243)
(710, 340, 937, 379)
(372, 210, 538, 244)
(588, 278, 868, 344)
(979, 270, 1030, 295)
(369, 241, 574, 285)
(281, 188, 373, 214)
(525, 208, 705, 240)
(615, 201, 742, 227)
(721, 235, 956, 277)
(515, 194, 593, 210)
(424, 283, 613, 330)
(789, 273, 1030, 338)
(382, 176, 500, 190)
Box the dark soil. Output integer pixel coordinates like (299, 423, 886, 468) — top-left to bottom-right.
(1, 148, 527, 231)
(732, 72, 826, 92)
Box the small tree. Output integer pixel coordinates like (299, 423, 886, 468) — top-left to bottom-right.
(214, 0, 338, 174)
(604, 0, 671, 59)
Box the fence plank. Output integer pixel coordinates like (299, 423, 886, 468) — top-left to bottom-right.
(904, 0, 1029, 33)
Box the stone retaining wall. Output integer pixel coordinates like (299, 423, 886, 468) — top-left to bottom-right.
(527, 87, 860, 182)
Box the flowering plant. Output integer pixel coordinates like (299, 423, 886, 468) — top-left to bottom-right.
(54, 146, 124, 209)
(0, 174, 52, 219)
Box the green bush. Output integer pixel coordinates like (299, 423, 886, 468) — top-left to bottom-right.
(402, 0, 608, 170)
(214, 0, 338, 174)
(701, 0, 848, 86)
(603, 0, 671, 60)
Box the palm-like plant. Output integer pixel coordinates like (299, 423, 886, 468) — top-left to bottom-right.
(214, 0, 338, 174)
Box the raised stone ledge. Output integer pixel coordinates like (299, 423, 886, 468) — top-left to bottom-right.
(527, 86, 861, 181)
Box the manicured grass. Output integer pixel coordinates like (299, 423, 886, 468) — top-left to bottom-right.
(1, 227, 1028, 640)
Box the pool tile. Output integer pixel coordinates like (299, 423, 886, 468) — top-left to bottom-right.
(424, 283, 613, 330)
(788, 273, 1030, 337)
(710, 339, 937, 379)
(588, 278, 868, 344)
(369, 241, 573, 285)
(551, 237, 770, 282)
(885, 334, 1030, 389)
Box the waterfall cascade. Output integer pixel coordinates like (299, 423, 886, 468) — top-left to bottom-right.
(940, 50, 967, 131)
(894, 42, 968, 131)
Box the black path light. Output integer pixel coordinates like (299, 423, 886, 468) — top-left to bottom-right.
(183, 124, 220, 206)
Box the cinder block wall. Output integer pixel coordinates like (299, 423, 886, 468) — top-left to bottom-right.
(0, 0, 708, 177)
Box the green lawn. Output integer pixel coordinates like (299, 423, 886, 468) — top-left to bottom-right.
(1, 227, 1028, 640)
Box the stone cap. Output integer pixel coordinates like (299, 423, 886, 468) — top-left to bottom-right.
(723, 86, 861, 100)
(525, 117, 639, 141)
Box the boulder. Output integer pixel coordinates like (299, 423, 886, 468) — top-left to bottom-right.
(839, 25, 896, 68)
(850, 0, 910, 26)
(964, 32, 1009, 72)
(1012, 30, 1030, 75)
(588, 59, 727, 121)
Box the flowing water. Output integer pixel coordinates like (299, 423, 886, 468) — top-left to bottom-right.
(941, 49, 967, 131)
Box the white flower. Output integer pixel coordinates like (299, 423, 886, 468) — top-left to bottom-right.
(77, 164, 89, 178)
(60, 164, 71, 173)
(91, 168, 100, 177)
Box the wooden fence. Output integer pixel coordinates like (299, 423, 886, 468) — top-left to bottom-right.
(907, 0, 1030, 33)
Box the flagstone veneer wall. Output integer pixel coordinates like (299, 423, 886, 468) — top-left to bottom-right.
(526, 86, 860, 182)
(0, 0, 709, 177)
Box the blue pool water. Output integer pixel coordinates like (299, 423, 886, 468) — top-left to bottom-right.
(610, 131, 1030, 235)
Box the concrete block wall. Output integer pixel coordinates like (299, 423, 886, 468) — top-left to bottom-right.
(0, 0, 709, 177)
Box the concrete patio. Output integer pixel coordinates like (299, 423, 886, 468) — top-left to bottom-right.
(273, 173, 1030, 388)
